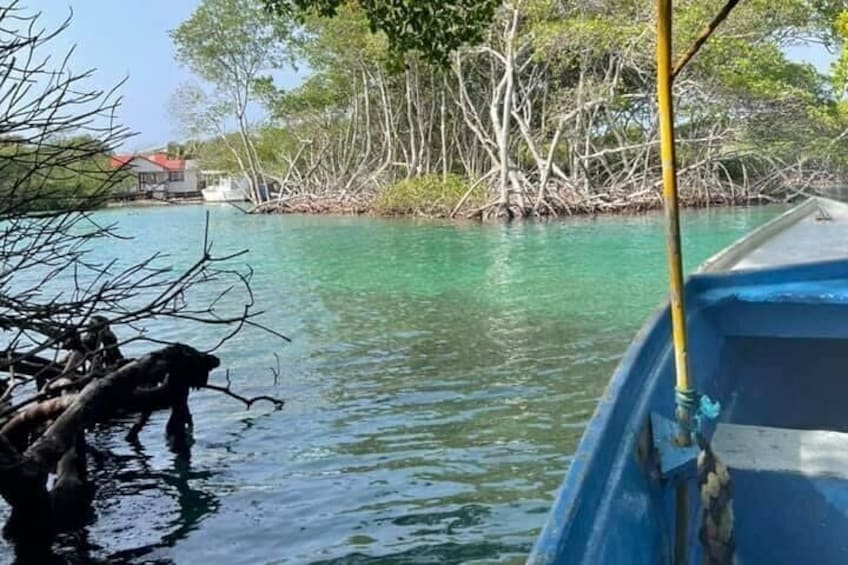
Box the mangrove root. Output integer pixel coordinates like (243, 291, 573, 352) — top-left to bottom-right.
(0, 343, 221, 541)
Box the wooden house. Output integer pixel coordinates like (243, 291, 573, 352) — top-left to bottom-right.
(109, 153, 200, 199)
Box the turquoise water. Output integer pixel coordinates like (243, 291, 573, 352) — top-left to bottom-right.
(2, 205, 785, 563)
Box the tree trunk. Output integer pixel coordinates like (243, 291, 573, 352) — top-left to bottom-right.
(440, 83, 448, 180)
(495, 4, 521, 216)
(404, 65, 419, 177)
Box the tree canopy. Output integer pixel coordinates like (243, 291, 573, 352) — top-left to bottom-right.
(176, 0, 848, 217)
(263, 0, 498, 65)
(835, 10, 848, 95)
(172, 0, 295, 202)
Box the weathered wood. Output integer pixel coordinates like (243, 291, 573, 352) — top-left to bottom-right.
(0, 434, 50, 540)
(82, 315, 125, 371)
(0, 351, 68, 383)
(51, 433, 90, 529)
(25, 344, 217, 471)
(1, 396, 74, 450)
(0, 344, 219, 539)
(712, 422, 848, 479)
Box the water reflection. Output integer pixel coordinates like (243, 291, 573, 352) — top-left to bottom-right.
(26, 422, 223, 564)
(308, 540, 530, 565)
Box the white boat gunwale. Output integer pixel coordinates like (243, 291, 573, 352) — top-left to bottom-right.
(698, 196, 848, 274)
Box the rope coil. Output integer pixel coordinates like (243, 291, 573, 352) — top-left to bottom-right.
(697, 438, 735, 565)
(675, 390, 735, 565)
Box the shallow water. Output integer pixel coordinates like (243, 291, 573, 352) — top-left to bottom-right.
(0, 205, 785, 564)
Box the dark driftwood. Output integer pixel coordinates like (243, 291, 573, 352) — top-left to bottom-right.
(0, 352, 69, 384)
(0, 310, 288, 556)
(51, 433, 90, 530)
(0, 343, 219, 540)
(0, 317, 125, 397)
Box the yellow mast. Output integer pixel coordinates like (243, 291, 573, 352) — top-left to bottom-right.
(656, 0, 692, 446)
(655, 2, 743, 563)
(655, 2, 693, 562)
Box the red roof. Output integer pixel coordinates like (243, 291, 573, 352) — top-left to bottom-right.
(146, 153, 185, 171)
(109, 152, 185, 171)
(108, 155, 134, 169)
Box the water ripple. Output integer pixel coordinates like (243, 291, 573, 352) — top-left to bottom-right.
(0, 205, 785, 563)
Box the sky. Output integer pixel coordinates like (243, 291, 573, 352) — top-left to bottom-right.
(787, 43, 837, 74)
(20, 0, 304, 152)
(16, 1, 840, 153)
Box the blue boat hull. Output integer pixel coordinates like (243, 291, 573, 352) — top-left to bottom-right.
(529, 258, 848, 564)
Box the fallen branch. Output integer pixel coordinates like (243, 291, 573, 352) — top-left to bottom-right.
(0, 343, 220, 539)
(202, 383, 285, 411)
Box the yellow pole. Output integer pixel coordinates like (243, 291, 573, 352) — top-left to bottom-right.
(656, 0, 692, 446)
(656, 2, 692, 564)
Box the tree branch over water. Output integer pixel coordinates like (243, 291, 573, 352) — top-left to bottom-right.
(0, 2, 287, 553)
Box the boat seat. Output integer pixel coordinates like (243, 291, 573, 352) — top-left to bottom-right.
(712, 423, 848, 479)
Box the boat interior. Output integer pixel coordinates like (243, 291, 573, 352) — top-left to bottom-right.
(687, 261, 848, 564)
(700, 197, 848, 272)
(530, 199, 848, 564)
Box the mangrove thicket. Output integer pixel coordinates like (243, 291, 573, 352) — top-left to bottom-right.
(171, 0, 848, 218)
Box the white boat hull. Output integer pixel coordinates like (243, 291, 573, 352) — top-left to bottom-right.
(201, 186, 248, 203)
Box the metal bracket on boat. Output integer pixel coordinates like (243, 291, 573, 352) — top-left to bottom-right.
(650, 412, 700, 478)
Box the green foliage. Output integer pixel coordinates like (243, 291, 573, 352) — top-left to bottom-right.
(172, 0, 291, 86)
(375, 174, 481, 216)
(530, 1, 648, 65)
(263, 0, 497, 66)
(0, 135, 118, 212)
(41, 140, 118, 211)
(186, 125, 296, 176)
(835, 10, 848, 95)
(166, 141, 201, 159)
(258, 2, 388, 120)
(193, 132, 246, 172)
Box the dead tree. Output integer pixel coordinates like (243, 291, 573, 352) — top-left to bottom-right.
(0, 2, 285, 553)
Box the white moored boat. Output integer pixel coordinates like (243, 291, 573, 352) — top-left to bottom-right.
(200, 171, 249, 203)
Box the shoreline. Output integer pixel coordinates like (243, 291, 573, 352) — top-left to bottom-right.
(105, 197, 204, 208)
(102, 192, 804, 219)
(247, 192, 794, 220)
